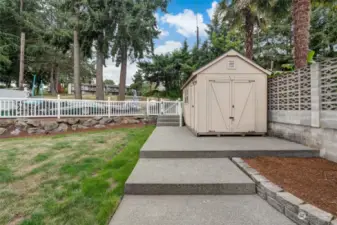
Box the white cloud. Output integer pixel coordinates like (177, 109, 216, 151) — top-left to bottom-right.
(159, 29, 169, 39)
(207, 1, 218, 20)
(154, 13, 160, 23)
(154, 41, 182, 55)
(161, 9, 207, 37)
(103, 60, 138, 85)
(102, 41, 181, 84)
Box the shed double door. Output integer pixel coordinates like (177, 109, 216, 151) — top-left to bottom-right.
(208, 79, 256, 133)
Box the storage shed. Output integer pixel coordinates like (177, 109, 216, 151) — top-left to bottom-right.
(182, 49, 271, 135)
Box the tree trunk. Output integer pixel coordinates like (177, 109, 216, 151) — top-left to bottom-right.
(73, 22, 82, 99)
(118, 45, 127, 101)
(292, 0, 311, 69)
(96, 46, 104, 100)
(244, 9, 254, 60)
(55, 64, 59, 93)
(19, 0, 25, 90)
(50, 64, 56, 95)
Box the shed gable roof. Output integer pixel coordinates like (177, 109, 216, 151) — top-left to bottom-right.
(181, 49, 271, 89)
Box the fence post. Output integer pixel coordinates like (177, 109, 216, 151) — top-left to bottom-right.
(310, 63, 321, 128)
(57, 94, 61, 119)
(146, 98, 150, 116)
(108, 97, 111, 118)
(178, 98, 183, 127)
(160, 98, 164, 115)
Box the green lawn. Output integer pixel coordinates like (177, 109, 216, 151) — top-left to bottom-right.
(0, 126, 154, 225)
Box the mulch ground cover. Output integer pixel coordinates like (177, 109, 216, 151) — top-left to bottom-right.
(244, 157, 337, 216)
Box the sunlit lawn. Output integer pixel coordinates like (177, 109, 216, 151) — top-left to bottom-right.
(0, 126, 154, 225)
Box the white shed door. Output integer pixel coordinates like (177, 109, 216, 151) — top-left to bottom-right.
(208, 80, 231, 132)
(207, 79, 256, 133)
(232, 80, 256, 133)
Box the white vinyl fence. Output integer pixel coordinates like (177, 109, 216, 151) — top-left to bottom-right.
(0, 96, 182, 120)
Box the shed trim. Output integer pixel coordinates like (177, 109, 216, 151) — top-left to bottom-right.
(181, 49, 271, 90)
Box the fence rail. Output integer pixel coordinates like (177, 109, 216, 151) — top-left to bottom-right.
(0, 96, 182, 120)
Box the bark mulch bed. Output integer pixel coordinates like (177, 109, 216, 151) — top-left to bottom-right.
(244, 157, 337, 216)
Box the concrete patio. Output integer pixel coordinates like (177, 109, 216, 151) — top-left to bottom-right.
(141, 127, 319, 158)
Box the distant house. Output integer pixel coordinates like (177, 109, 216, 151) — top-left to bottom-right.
(68, 83, 131, 95)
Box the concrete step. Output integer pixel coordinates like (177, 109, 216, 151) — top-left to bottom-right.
(109, 195, 296, 225)
(158, 115, 180, 119)
(125, 158, 255, 195)
(141, 127, 320, 158)
(157, 118, 180, 122)
(156, 121, 180, 127)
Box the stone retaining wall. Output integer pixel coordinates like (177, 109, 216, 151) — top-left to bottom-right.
(232, 157, 337, 225)
(0, 116, 157, 136)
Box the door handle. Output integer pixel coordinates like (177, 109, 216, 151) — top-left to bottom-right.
(229, 117, 234, 120)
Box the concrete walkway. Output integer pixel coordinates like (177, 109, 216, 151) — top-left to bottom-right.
(109, 127, 307, 225)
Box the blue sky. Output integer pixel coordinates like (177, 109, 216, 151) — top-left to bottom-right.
(103, 0, 219, 84)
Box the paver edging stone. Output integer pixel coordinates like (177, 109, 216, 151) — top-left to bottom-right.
(231, 157, 336, 225)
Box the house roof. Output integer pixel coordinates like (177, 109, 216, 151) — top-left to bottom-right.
(181, 49, 271, 90)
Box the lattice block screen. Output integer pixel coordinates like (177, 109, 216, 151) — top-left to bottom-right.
(321, 58, 337, 111)
(268, 66, 311, 110)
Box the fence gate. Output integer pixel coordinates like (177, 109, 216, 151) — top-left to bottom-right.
(161, 101, 180, 115)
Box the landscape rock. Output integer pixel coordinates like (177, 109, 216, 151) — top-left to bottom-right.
(331, 219, 337, 225)
(26, 119, 40, 127)
(57, 118, 68, 123)
(10, 128, 21, 136)
(0, 119, 14, 128)
(113, 117, 121, 123)
(0, 128, 6, 135)
(53, 123, 68, 133)
(71, 125, 78, 131)
(15, 119, 28, 130)
(121, 119, 129, 124)
(99, 117, 113, 125)
(72, 124, 89, 131)
(27, 128, 45, 134)
(77, 125, 89, 129)
(82, 119, 99, 127)
(93, 116, 103, 121)
(1, 116, 157, 136)
(128, 119, 140, 124)
(67, 118, 80, 125)
(41, 121, 59, 131)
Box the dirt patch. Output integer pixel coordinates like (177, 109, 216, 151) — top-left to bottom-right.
(0, 123, 153, 139)
(244, 157, 337, 216)
(9, 174, 43, 194)
(7, 214, 25, 225)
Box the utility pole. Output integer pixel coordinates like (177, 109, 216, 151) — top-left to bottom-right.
(19, 0, 25, 90)
(196, 15, 200, 49)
